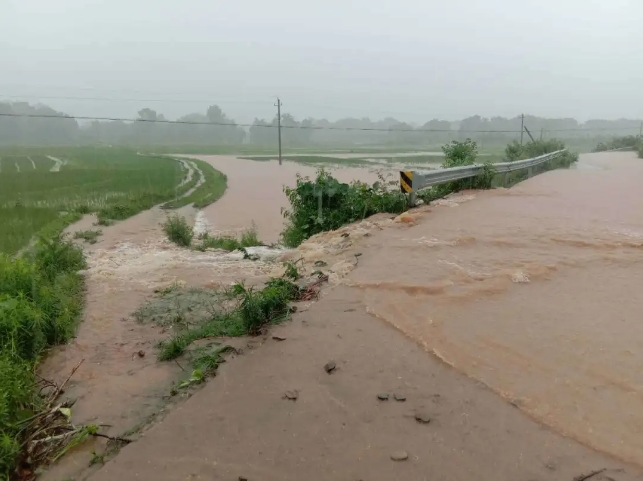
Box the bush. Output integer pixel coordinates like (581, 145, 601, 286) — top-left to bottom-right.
(163, 214, 194, 247)
(0, 235, 85, 477)
(441, 138, 478, 167)
(281, 170, 408, 247)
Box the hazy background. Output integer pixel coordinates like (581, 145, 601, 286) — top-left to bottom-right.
(2, 0, 642, 123)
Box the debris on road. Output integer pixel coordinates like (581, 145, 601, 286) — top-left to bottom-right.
(394, 393, 406, 402)
(324, 360, 337, 374)
(414, 412, 432, 424)
(391, 451, 409, 461)
(283, 390, 299, 401)
(272, 335, 287, 341)
(377, 393, 390, 401)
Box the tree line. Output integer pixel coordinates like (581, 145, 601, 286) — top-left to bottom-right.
(0, 101, 640, 146)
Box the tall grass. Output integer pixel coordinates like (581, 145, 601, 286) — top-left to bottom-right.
(0, 234, 86, 477)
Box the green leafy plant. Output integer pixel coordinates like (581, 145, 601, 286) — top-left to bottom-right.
(280, 170, 408, 247)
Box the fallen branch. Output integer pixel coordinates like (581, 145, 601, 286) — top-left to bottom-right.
(574, 468, 606, 481)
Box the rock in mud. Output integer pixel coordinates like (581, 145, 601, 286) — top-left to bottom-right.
(393, 393, 406, 402)
(272, 335, 287, 341)
(390, 451, 409, 461)
(414, 412, 432, 424)
(137, 350, 145, 358)
(377, 393, 390, 401)
(283, 390, 299, 401)
(324, 361, 337, 374)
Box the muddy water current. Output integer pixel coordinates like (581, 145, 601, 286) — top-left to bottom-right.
(337, 151, 643, 465)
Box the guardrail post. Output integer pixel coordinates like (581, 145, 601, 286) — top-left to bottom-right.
(527, 166, 534, 178)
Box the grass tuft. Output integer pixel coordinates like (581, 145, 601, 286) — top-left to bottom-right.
(163, 214, 194, 247)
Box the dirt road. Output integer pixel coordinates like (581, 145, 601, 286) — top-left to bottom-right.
(87, 152, 643, 481)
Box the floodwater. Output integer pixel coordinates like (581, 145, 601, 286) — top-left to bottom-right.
(341, 151, 643, 465)
(193, 155, 394, 241)
(194, 151, 643, 465)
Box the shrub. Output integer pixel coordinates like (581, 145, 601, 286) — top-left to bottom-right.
(441, 138, 478, 168)
(0, 235, 85, 477)
(163, 214, 194, 247)
(281, 170, 407, 247)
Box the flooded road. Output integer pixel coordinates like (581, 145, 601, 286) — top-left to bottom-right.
(342, 151, 643, 465)
(193, 152, 643, 464)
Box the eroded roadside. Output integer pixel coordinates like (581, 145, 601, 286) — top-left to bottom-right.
(37, 158, 225, 481)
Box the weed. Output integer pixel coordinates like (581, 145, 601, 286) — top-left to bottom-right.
(163, 214, 194, 247)
(194, 225, 262, 252)
(73, 229, 102, 245)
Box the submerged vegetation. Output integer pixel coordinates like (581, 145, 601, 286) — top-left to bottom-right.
(162, 214, 262, 251)
(136, 264, 321, 386)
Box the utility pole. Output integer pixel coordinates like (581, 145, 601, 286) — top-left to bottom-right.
(639, 121, 642, 139)
(540, 128, 544, 141)
(520, 113, 525, 145)
(275, 98, 282, 165)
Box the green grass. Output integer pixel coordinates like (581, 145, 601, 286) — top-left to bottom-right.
(0, 234, 86, 477)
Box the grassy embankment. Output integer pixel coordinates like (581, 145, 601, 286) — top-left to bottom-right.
(0, 235, 87, 477)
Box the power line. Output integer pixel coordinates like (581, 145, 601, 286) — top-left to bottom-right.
(0, 112, 641, 133)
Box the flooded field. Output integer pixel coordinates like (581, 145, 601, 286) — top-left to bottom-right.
(193, 155, 395, 241)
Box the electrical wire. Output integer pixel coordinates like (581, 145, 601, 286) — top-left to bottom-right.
(0, 112, 640, 133)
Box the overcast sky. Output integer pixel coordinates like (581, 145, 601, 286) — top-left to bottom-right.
(1, 0, 642, 123)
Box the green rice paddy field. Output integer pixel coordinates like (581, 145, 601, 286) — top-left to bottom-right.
(0, 147, 191, 255)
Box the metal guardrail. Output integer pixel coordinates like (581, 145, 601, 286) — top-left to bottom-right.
(400, 149, 566, 204)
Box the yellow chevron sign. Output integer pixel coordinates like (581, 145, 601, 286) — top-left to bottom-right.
(400, 171, 413, 193)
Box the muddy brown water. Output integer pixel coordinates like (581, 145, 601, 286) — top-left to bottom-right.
(193, 155, 392, 241)
(41, 152, 643, 480)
